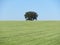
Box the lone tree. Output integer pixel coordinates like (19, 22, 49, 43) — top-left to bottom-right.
(24, 11, 38, 21)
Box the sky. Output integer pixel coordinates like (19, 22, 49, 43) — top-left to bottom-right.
(0, 0, 60, 20)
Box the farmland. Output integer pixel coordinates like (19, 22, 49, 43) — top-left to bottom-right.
(0, 21, 60, 45)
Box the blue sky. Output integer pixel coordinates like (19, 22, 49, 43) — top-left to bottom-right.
(0, 0, 60, 20)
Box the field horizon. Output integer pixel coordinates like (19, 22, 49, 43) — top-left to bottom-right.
(0, 21, 60, 45)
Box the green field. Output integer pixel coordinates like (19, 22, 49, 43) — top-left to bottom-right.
(0, 21, 60, 45)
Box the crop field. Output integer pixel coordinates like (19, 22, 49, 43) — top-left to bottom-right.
(0, 21, 60, 45)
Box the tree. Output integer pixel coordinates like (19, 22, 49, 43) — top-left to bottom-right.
(24, 11, 38, 21)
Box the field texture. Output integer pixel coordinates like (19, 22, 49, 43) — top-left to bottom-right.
(0, 21, 60, 45)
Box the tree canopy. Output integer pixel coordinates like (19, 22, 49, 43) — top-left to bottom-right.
(24, 11, 38, 21)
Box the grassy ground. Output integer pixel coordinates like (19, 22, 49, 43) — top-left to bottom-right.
(0, 21, 60, 45)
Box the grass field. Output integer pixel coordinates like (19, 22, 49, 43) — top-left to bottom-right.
(0, 21, 60, 45)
